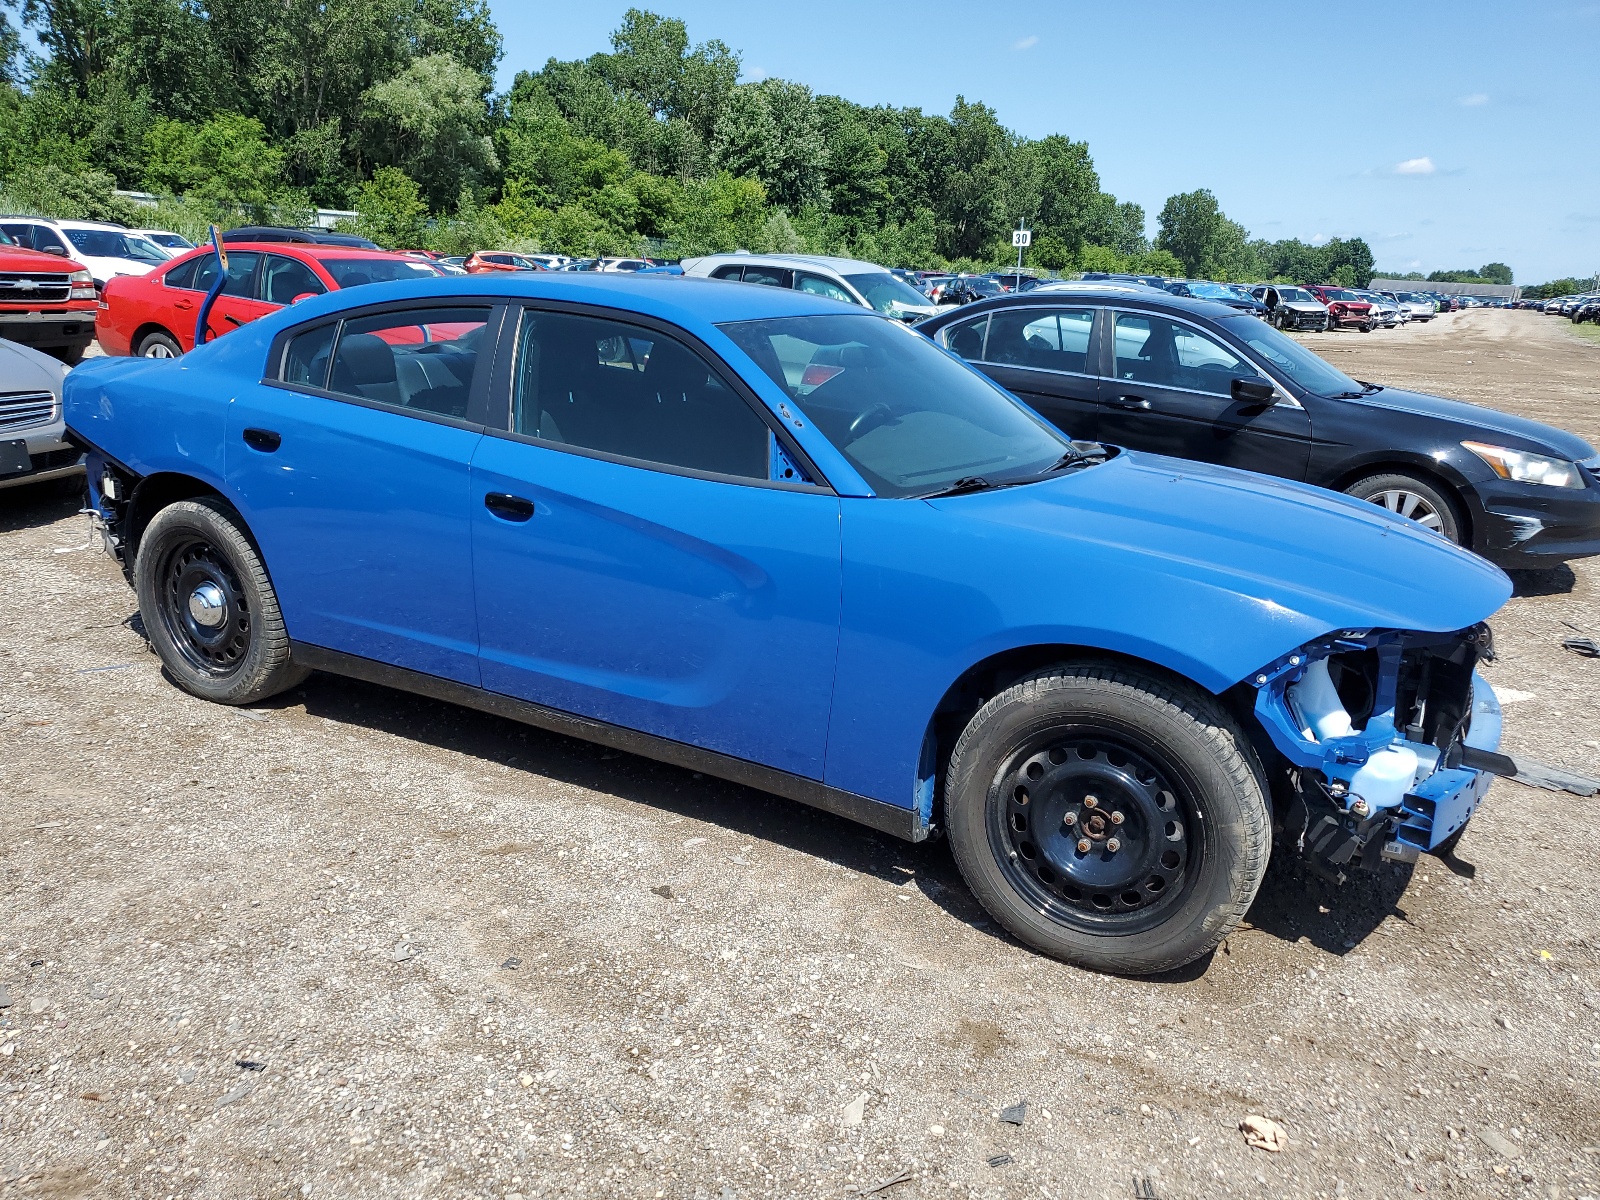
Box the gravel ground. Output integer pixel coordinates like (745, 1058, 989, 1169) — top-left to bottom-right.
(3, 308, 1599, 1200)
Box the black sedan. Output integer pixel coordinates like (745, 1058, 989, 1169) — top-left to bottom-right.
(918, 287, 1600, 569)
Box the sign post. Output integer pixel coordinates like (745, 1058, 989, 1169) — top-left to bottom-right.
(194, 224, 230, 349)
(1012, 225, 1031, 272)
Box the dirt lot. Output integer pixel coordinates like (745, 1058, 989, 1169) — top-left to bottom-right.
(3, 308, 1599, 1200)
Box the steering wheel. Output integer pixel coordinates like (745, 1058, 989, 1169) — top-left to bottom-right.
(847, 402, 893, 441)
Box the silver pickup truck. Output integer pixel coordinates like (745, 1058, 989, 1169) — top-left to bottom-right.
(0, 338, 84, 492)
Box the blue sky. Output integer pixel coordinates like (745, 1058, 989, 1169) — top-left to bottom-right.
(490, 1, 1599, 284)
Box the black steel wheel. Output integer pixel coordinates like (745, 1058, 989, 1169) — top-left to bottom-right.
(994, 732, 1198, 935)
(134, 497, 307, 704)
(945, 662, 1270, 975)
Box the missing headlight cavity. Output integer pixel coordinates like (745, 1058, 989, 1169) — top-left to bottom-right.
(1319, 623, 1492, 754)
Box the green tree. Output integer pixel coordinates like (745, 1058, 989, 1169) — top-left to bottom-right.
(143, 112, 288, 217)
(1478, 262, 1513, 285)
(362, 53, 497, 210)
(354, 165, 429, 247)
(1155, 188, 1226, 278)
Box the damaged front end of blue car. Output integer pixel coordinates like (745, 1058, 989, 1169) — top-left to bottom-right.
(1250, 622, 1504, 881)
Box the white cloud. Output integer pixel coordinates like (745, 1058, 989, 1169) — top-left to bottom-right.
(1394, 156, 1437, 175)
(1458, 92, 1489, 106)
(1012, 35, 1039, 50)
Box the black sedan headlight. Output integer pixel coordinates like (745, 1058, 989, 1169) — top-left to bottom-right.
(1461, 441, 1586, 489)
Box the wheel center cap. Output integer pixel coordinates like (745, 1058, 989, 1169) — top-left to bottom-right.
(188, 582, 227, 628)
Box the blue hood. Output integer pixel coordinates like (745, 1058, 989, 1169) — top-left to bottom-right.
(934, 450, 1511, 657)
(1345, 386, 1597, 460)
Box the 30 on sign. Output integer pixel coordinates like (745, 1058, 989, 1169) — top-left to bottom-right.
(1012, 229, 1031, 248)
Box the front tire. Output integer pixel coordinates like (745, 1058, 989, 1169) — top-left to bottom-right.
(134, 497, 307, 705)
(1343, 471, 1463, 542)
(944, 663, 1270, 975)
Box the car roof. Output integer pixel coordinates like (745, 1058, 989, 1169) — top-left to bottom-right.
(688, 252, 892, 275)
(0, 215, 128, 231)
(172, 242, 423, 262)
(923, 284, 1247, 324)
(258, 271, 879, 329)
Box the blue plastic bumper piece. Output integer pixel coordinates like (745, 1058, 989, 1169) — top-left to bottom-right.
(1394, 673, 1503, 852)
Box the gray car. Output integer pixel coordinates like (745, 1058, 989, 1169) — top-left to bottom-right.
(0, 338, 83, 491)
(680, 253, 939, 322)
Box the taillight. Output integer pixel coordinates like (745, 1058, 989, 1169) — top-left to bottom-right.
(69, 269, 96, 301)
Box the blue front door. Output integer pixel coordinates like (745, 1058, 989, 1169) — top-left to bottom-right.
(468, 307, 843, 779)
(224, 305, 495, 684)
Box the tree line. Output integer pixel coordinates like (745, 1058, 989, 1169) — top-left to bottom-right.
(1, 2, 1380, 283)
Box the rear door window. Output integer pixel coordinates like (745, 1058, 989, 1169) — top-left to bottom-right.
(512, 310, 769, 480)
(983, 308, 1094, 374)
(191, 251, 261, 297)
(741, 265, 792, 288)
(162, 256, 200, 290)
(324, 306, 491, 419)
(260, 254, 328, 306)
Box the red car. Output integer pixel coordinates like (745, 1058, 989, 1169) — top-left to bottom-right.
(96, 243, 443, 358)
(463, 251, 547, 274)
(1305, 284, 1375, 332)
(0, 226, 99, 363)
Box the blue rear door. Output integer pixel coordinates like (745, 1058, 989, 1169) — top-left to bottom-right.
(469, 306, 842, 779)
(225, 303, 500, 684)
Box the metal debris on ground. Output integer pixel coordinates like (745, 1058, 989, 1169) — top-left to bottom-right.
(650, 885, 674, 899)
(1508, 757, 1600, 797)
(842, 1092, 867, 1126)
(1240, 1114, 1288, 1152)
(501, 956, 521, 970)
(998, 1099, 1028, 1125)
(1561, 636, 1600, 658)
(235, 1060, 265, 1071)
(986, 1154, 1013, 1168)
(858, 1168, 913, 1195)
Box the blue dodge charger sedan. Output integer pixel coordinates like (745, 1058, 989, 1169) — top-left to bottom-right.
(64, 272, 1513, 974)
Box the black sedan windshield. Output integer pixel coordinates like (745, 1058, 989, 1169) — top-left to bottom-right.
(721, 314, 1070, 497)
(1218, 316, 1363, 397)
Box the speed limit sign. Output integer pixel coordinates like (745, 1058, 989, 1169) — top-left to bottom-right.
(1012, 229, 1032, 248)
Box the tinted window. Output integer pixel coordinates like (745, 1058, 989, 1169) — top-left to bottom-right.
(192, 251, 260, 297)
(796, 273, 856, 305)
(1216, 316, 1361, 397)
(31, 225, 69, 253)
(741, 265, 791, 288)
(261, 255, 328, 306)
(162, 256, 200, 290)
(842, 272, 932, 315)
(0, 224, 20, 246)
(327, 306, 490, 418)
(984, 308, 1093, 374)
(944, 314, 989, 360)
(1112, 314, 1255, 395)
(320, 258, 438, 288)
(721, 313, 1068, 498)
(513, 311, 768, 480)
(283, 324, 336, 388)
(710, 265, 744, 281)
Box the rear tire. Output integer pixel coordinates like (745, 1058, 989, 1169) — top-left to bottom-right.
(50, 343, 87, 366)
(136, 330, 182, 359)
(1343, 472, 1463, 543)
(134, 497, 308, 705)
(944, 662, 1271, 975)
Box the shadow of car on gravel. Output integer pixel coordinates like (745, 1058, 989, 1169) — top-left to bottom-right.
(0, 477, 84, 533)
(1508, 564, 1577, 597)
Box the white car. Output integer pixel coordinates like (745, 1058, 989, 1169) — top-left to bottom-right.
(132, 228, 195, 252)
(1385, 291, 1437, 322)
(681, 253, 939, 322)
(0, 217, 171, 287)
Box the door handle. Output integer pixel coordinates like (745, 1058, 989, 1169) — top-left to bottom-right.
(174, 298, 194, 311)
(484, 492, 536, 522)
(1107, 394, 1151, 410)
(242, 427, 281, 452)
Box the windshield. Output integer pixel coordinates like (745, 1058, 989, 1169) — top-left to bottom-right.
(1218, 315, 1363, 397)
(720, 313, 1071, 498)
(321, 258, 440, 287)
(1320, 288, 1360, 302)
(843, 272, 932, 314)
(65, 228, 170, 263)
(964, 277, 1003, 296)
(1184, 281, 1236, 299)
(1277, 287, 1315, 303)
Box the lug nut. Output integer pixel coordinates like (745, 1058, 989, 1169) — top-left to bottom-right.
(1076, 839, 1091, 854)
(1083, 795, 1099, 809)
(1062, 812, 1077, 827)
(1106, 838, 1121, 853)
(1110, 811, 1125, 825)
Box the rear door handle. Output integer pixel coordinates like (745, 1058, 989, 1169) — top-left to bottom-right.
(242, 428, 281, 452)
(484, 492, 536, 522)
(174, 298, 194, 311)
(1107, 394, 1151, 410)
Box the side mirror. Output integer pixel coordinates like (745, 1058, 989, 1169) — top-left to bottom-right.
(290, 292, 318, 305)
(1232, 376, 1277, 405)
(42, 244, 68, 256)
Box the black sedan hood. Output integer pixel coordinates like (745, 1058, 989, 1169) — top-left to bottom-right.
(1343, 386, 1596, 460)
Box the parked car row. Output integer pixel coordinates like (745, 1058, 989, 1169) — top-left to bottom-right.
(56, 267, 1568, 977)
(1537, 292, 1600, 320)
